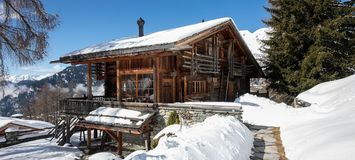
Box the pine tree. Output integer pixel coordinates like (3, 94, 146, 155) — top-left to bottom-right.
(263, 0, 355, 94)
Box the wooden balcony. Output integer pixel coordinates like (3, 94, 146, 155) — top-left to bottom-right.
(59, 96, 157, 116)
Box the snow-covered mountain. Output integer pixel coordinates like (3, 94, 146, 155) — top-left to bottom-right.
(0, 65, 104, 116)
(239, 27, 271, 65)
(5, 74, 51, 83)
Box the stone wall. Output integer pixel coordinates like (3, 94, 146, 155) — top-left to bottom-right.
(151, 105, 243, 136)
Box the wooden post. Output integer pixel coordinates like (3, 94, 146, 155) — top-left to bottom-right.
(153, 61, 157, 103)
(176, 55, 182, 102)
(87, 128, 91, 150)
(225, 41, 233, 102)
(117, 131, 123, 157)
(116, 60, 121, 102)
(184, 76, 187, 102)
(87, 63, 93, 99)
(191, 45, 196, 76)
(65, 116, 70, 143)
(94, 129, 98, 139)
(145, 132, 151, 151)
(172, 74, 176, 102)
(156, 56, 161, 103)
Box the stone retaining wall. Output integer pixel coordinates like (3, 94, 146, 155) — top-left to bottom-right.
(152, 105, 243, 136)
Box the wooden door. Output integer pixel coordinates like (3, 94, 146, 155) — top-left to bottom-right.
(161, 78, 174, 103)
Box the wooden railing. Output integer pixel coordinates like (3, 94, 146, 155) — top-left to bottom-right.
(59, 97, 158, 116)
(182, 53, 220, 74)
(59, 98, 104, 115)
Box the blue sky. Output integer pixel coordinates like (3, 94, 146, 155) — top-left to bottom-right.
(8, 0, 270, 76)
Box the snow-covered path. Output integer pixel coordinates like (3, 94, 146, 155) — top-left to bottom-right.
(240, 74, 355, 160)
(248, 124, 286, 160)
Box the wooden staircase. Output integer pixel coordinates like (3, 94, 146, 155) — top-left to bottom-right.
(49, 116, 80, 146)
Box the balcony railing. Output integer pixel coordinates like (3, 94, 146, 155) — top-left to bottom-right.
(59, 96, 157, 116)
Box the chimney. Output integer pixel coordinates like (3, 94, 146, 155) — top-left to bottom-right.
(137, 17, 145, 37)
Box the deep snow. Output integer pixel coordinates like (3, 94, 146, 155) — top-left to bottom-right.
(125, 115, 253, 160)
(241, 74, 355, 160)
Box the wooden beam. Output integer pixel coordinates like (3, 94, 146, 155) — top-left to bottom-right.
(156, 56, 161, 103)
(87, 128, 91, 150)
(76, 122, 141, 135)
(119, 69, 154, 75)
(64, 51, 178, 65)
(153, 60, 157, 103)
(116, 60, 121, 102)
(176, 54, 182, 102)
(184, 76, 187, 102)
(117, 131, 123, 157)
(87, 63, 93, 99)
(145, 132, 151, 151)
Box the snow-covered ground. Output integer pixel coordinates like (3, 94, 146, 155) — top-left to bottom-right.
(0, 138, 82, 160)
(125, 115, 253, 160)
(241, 74, 355, 160)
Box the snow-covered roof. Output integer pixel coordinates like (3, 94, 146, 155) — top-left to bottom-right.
(0, 117, 54, 131)
(84, 107, 151, 127)
(10, 114, 23, 118)
(61, 17, 234, 58)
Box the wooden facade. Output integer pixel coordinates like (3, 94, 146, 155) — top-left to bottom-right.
(55, 18, 264, 103)
(51, 18, 263, 155)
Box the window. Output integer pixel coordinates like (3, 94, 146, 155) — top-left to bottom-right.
(192, 81, 206, 94)
(121, 74, 154, 102)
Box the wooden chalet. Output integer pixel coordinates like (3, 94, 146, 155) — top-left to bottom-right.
(51, 17, 263, 156)
(53, 17, 263, 103)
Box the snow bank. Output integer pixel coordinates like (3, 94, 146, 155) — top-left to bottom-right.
(88, 152, 122, 160)
(0, 117, 54, 130)
(85, 107, 150, 125)
(241, 74, 355, 160)
(126, 115, 253, 160)
(240, 94, 318, 127)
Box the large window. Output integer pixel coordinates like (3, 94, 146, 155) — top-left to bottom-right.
(121, 74, 154, 102)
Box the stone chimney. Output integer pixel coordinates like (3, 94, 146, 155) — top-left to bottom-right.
(137, 17, 145, 37)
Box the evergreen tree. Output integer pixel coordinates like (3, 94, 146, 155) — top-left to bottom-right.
(263, 0, 355, 94)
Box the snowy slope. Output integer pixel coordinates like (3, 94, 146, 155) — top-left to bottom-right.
(239, 28, 271, 65)
(241, 74, 355, 160)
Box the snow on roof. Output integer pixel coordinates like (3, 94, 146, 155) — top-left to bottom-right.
(0, 117, 54, 130)
(10, 114, 23, 118)
(64, 17, 233, 57)
(85, 107, 150, 126)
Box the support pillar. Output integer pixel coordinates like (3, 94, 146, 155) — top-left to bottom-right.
(87, 128, 91, 150)
(145, 132, 151, 151)
(117, 131, 123, 157)
(65, 116, 70, 143)
(94, 129, 98, 139)
(87, 63, 93, 99)
(116, 60, 121, 102)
